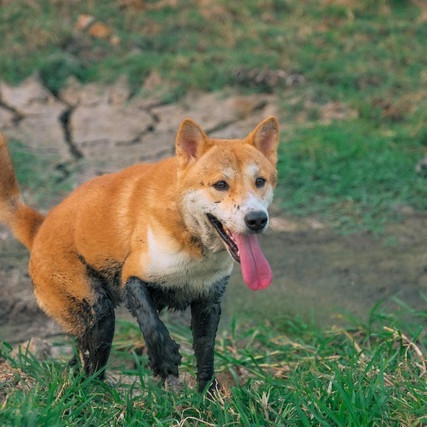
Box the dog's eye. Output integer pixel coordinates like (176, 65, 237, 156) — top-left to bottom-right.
(213, 180, 229, 191)
(255, 177, 266, 188)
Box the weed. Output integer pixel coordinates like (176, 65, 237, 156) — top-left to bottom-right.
(1, 301, 425, 425)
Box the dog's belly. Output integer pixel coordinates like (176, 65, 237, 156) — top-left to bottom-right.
(144, 228, 233, 291)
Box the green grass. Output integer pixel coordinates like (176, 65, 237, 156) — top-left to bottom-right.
(1, 1, 426, 95)
(0, 0, 288, 93)
(1, 301, 426, 425)
(278, 120, 427, 231)
(1, 0, 426, 230)
(1, 3, 426, 424)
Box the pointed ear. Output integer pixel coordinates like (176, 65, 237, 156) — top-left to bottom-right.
(175, 118, 209, 169)
(247, 116, 279, 166)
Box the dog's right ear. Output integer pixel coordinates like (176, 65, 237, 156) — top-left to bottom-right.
(175, 118, 209, 169)
(247, 116, 279, 167)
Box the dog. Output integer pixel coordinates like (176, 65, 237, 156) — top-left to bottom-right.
(0, 116, 279, 393)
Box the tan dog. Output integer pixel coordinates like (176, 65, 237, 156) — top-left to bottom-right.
(0, 116, 279, 393)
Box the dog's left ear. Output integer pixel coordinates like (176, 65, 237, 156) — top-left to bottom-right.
(247, 116, 279, 166)
(176, 118, 209, 170)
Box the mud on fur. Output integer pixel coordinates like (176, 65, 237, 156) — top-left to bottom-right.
(0, 117, 279, 394)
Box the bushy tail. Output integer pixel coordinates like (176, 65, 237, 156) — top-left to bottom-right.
(0, 133, 44, 250)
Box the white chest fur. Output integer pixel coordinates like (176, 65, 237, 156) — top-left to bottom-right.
(144, 228, 234, 291)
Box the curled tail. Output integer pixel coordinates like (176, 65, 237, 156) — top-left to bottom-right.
(0, 133, 44, 250)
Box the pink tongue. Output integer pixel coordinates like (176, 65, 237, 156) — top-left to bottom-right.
(231, 232, 273, 290)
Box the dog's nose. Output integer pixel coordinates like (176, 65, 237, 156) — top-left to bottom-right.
(245, 211, 268, 232)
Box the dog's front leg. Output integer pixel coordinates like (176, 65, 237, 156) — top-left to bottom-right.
(190, 278, 227, 393)
(124, 277, 182, 379)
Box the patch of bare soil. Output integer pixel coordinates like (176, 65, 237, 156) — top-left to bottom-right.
(225, 210, 427, 326)
(0, 76, 426, 347)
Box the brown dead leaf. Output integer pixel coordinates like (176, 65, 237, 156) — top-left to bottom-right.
(75, 14, 95, 31)
(110, 35, 121, 46)
(88, 22, 113, 39)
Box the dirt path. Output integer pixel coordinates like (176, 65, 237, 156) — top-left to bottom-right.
(1, 76, 426, 343)
(225, 210, 427, 326)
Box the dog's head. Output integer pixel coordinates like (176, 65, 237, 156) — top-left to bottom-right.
(175, 116, 279, 290)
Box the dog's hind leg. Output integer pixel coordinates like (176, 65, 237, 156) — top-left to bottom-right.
(190, 277, 228, 393)
(64, 295, 115, 379)
(124, 277, 182, 380)
(31, 253, 115, 379)
(39, 290, 115, 379)
(75, 293, 115, 378)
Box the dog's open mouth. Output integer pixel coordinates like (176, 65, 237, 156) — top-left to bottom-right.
(206, 213, 273, 290)
(207, 213, 240, 263)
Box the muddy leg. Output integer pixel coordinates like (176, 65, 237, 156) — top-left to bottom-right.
(124, 277, 181, 379)
(76, 293, 115, 379)
(191, 278, 227, 393)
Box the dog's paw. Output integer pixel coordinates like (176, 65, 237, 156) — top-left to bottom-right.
(149, 338, 182, 379)
(198, 377, 222, 396)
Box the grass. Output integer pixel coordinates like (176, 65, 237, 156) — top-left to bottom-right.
(1, 0, 426, 230)
(278, 120, 427, 231)
(1, 2, 426, 424)
(1, 301, 426, 425)
(1, 1, 424, 95)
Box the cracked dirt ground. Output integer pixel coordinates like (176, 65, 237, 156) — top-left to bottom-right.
(0, 75, 278, 183)
(0, 75, 426, 344)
